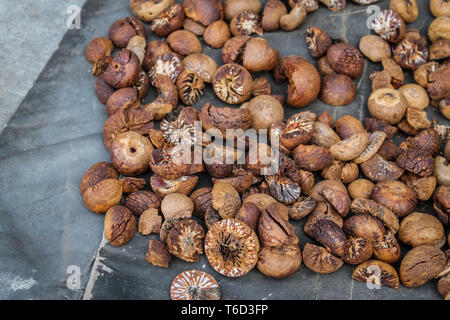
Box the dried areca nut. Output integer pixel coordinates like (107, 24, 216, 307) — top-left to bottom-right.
(393, 30, 428, 69)
(289, 0, 319, 12)
(429, 39, 450, 60)
(401, 129, 441, 156)
(327, 43, 364, 79)
(400, 245, 448, 287)
(170, 270, 220, 300)
(79, 162, 119, 195)
(280, 3, 307, 31)
(203, 20, 230, 48)
(82, 178, 123, 214)
(146, 239, 172, 268)
(183, 0, 223, 26)
(206, 218, 260, 277)
(104, 205, 136, 247)
(222, 35, 250, 65)
(319, 74, 356, 106)
(398, 84, 429, 111)
(371, 180, 417, 218)
(224, 0, 262, 21)
(264, 175, 300, 204)
(303, 243, 343, 274)
(230, 11, 263, 36)
(212, 169, 253, 194)
(148, 52, 182, 85)
(234, 202, 261, 231)
(130, 0, 174, 22)
(120, 177, 146, 194)
(190, 187, 212, 220)
(167, 30, 202, 56)
(428, 66, 450, 100)
(381, 58, 404, 88)
(361, 153, 404, 182)
(159, 217, 184, 243)
(293, 144, 333, 171)
(343, 237, 373, 265)
(242, 38, 280, 72)
(429, 16, 450, 42)
(438, 274, 450, 299)
(200, 103, 251, 135)
(305, 26, 332, 58)
(368, 88, 407, 124)
(414, 62, 440, 88)
(397, 119, 419, 136)
(110, 131, 153, 176)
(435, 157, 450, 186)
(359, 35, 391, 62)
(143, 78, 178, 120)
(142, 40, 171, 72)
(321, 160, 344, 181)
(351, 198, 400, 234)
(124, 190, 161, 218)
(352, 0, 381, 4)
(317, 56, 336, 77)
(211, 182, 241, 219)
(127, 36, 146, 67)
(166, 219, 205, 262)
(108, 17, 147, 48)
(183, 18, 206, 36)
(259, 203, 298, 247)
(317, 110, 333, 127)
(103, 109, 154, 150)
(390, 0, 418, 23)
(313, 219, 346, 257)
(246, 95, 283, 132)
(310, 180, 351, 217)
(434, 185, 450, 225)
(150, 4, 185, 37)
(138, 208, 162, 235)
(334, 115, 364, 140)
(330, 132, 369, 161)
(430, 0, 450, 17)
(86, 37, 114, 64)
(261, 0, 287, 31)
(151, 174, 198, 198)
(372, 229, 401, 264)
(176, 70, 204, 105)
(150, 148, 190, 181)
(105, 87, 139, 116)
(353, 131, 387, 164)
(320, 0, 345, 11)
(353, 260, 400, 289)
(160, 192, 193, 220)
(341, 163, 359, 184)
(371, 70, 393, 91)
(348, 179, 375, 200)
(311, 122, 341, 148)
(371, 10, 406, 43)
(103, 49, 141, 89)
(243, 193, 278, 213)
(398, 212, 445, 248)
(95, 76, 116, 104)
(92, 53, 114, 77)
(213, 63, 253, 104)
(257, 244, 302, 279)
(288, 196, 316, 220)
(364, 118, 398, 138)
(304, 202, 343, 237)
(402, 174, 437, 201)
(182, 54, 218, 84)
(133, 70, 149, 99)
(396, 149, 434, 177)
(251, 77, 271, 97)
(343, 214, 386, 242)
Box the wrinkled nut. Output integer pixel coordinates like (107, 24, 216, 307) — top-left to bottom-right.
(370, 70, 393, 91)
(371, 9, 406, 43)
(395, 120, 420, 137)
(200, 103, 252, 134)
(213, 63, 253, 104)
(150, 4, 185, 37)
(265, 174, 301, 205)
(401, 174, 437, 202)
(148, 52, 182, 85)
(167, 30, 202, 57)
(143, 75, 179, 120)
(79, 162, 118, 195)
(348, 179, 375, 199)
(306, 26, 332, 58)
(302, 243, 343, 274)
(399, 84, 429, 110)
(280, 111, 316, 150)
(182, 53, 218, 83)
(435, 156, 450, 186)
(190, 187, 212, 220)
(438, 274, 450, 299)
(211, 182, 241, 219)
(311, 122, 341, 148)
(364, 118, 398, 138)
(230, 10, 263, 36)
(304, 202, 343, 238)
(429, 39, 450, 60)
(398, 212, 445, 248)
(351, 198, 400, 234)
(343, 237, 373, 265)
(130, 0, 174, 22)
(428, 66, 450, 100)
(247, 95, 284, 131)
(401, 128, 441, 156)
(170, 270, 220, 300)
(381, 57, 405, 88)
(434, 185, 450, 225)
(110, 131, 153, 176)
(319, 74, 356, 106)
(353, 131, 387, 164)
(414, 61, 440, 88)
(368, 88, 408, 124)
(257, 244, 302, 278)
(183, 18, 206, 36)
(359, 34, 391, 62)
(390, 0, 418, 23)
(183, 0, 223, 26)
(396, 148, 434, 177)
(126, 36, 146, 66)
(124, 190, 161, 217)
(134, 70, 150, 99)
(371, 180, 417, 218)
(86, 37, 114, 64)
(146, 239, 172, 268)
(372, 229, 401, 264)
(203, 20, 230, 48)
(161, 192, 193, 220)
(309, 180, 351, 217)
(289, 0, 319, 12)
(293, 144, 333, 171)
(317, 56, 336, 77)
(243, 193, 278, 213)
(166, 219, 205, 262)
(213, 170, 253, 194)
(224, 0, 262, 21)
(343, 214, 386, 242)
(327, 43, 365, 79)
(430, 0, 450, 17)
(330, 131, 369, 162)
(288, 196, 316, 220)
(176, 70, 205, 105)
(274, 55, 321, 107)
(262, 0, 287, 31)
(142, 40, 171, 72)
(352, 260, 400, 289)
(393, 29, 429, 69)
(120, 177, 146, 194)
(360, 153, 404, 182)
(151, 174, 198, 198)
(108, 17, 147, 48)
(95, 76, 116, 104)
(235, 202, 261, 231)
(317, 110, 333, 127)
(341, 163, 359, 184)
(81, 177, 122, 214)
(138, 208, 162, 235)
(259, 203, 298, 247)
(429, 16, 450, 42)
(400, 245, 448, 287)
(103, 49, 141, 89)
(104, 205, 136, 247)
(280, 3, 307, 31)
(334, 115, 365, 140)
(313, 219, 346, 257)
(105, 87, 140, 116)
(205, 218, 260, 277)
(320, 0, 346, 12)
(251, 77, 271, 96)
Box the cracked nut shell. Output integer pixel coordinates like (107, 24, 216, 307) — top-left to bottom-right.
(371, 180, 417, 218)
(213, 63, 253, 104)
(302, 243, 343, 274)
(166, 219, 205, 262)
(257, 244, 302, 278)
(104, 205, 136, 246)
(327, 43, 365, 79)
(124, 190, 161, 217)
(352, 260, 400, 289)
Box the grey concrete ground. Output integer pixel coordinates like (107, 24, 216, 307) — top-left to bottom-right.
(0, 0, 86, 133)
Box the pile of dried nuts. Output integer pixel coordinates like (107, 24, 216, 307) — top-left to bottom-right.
(81, 0, 449, 300)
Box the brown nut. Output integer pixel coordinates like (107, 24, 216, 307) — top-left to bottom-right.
(230, 10, 263, 36)
(353, 131, 387, 164)
(398, 212, 445, 248)
(313, 219, 346, 257)
(371, 180, 417, 218)
(393, 29, 429, 69)
(264, 175, 301, 205)
(133, 70, 149, 99)
(148, 52, 182, 85)
(401, 174, 437, 202)
(370, 70, 393, 91)
(104, 205, 136, 247)
(430, 0, 450, 17)
(257, 244, 302, 278)
(146, 239, 172, 268)
(319, 74, 356, 106)
(109, 131, 153, 176)
(429, 16, 450, 42)
(396, 148, 434, 177)
(224, 0, 262, 21)
(190, 187, 212, 220)
(212, 169, 253, 194)
(438, 274, 450, 299)
(183, 18, 206, 36)
(120, 177, 146, 194)
(293, 144, 333, 171)
(435, 156, 450, 187)
(364, 118, 398, 138)
(211, 182, 241, 219)
(95, 76, 116, 104)
(352, 260, 400, 289)
(151, 174, 198, 198)
(368, 88, 408, 124)
(258, 203, 299, 247)
(360, 153, 404, 182)
(176, 70, 205, 105)
(212, 63, 253, 104)
(311, 122, 341, 148)
(108, 17, 147, 48)
(317, 56, 336, 77)
(372, 229, 401, 264)
(334, 115, 364, 140)
(288, 196, 316, 220)
(348, 179, 375, 200)
(261, 0, 287, 31)
(251, 77, 272, 96)
(414, 61, 440, 88)
(105, 87, 140, 117)
(86, 37, 114, 64)
(343, 214, 386, 242)
(150, 4, 185, 37)
(82, 179, 123, 214)
(247, 95, 284, 131)
(183, 0, 223, 26)
(126, 36, 146, 66)
(280, 3, 307, 31)
(235, 202, 262, 231)
(289, 0, 319, 12)
(130, 0, 174, 22)
(330, 131, 369, 162)
(400, 245, 448, 287)
(160, 192, 193, 220)
(200, 103, 252, 134)
(342, 237, 373, 265)
(241, 38, 280, 72)
(138, 208, 162, 235)
(79, 162, 119, 195)
(143, 75, 179, 120)
(359, 35, 391, 62)
(428, 66, 450, 100)
(434, 185, 450, 225)
(167, 30, 202, 57)
(304, 202, 343, 238)
(381, 58, 405, 88)
(124, 190, 161, 217)
(273, 55, 321, 107)
(203, 20, 230, 48)
(142, 40, 171, 72)
(309, 180, 351, 217)
(305, 26, 332, 58)
(166, 219, 205, 262)
(103, 49, 141, 89)
(350, 198, 400, 234)
(302, 243, 343, 274)
(170, 269, 220, 300)
(429, 39, 450, 60)
(243, 193, 278, 213)
(319, 0, 345, 12)
(398, 84, 429, 110)
(182, 53, 218, 83)
(390, 0, 418, 23)
(371, 9, 406, 43)
(317, 110, 333, 127)
(327, 43, 365, 79)
(280, 111, 316, 150)
(341, 163, 359, 184)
